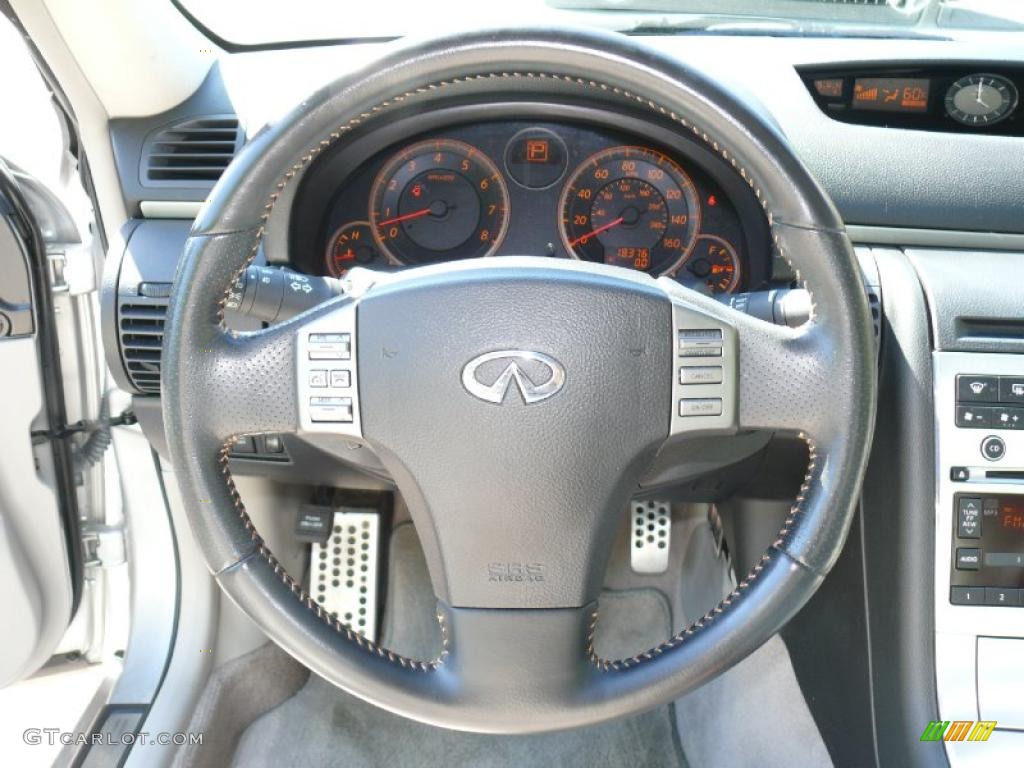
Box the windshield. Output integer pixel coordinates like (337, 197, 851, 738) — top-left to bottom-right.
(177, 0, 1024, 48)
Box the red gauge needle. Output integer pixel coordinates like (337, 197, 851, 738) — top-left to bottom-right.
(569, 216, 624, 247)
(376, 208, 432, 228)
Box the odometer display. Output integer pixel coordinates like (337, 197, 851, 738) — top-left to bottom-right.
(559, 146, 700, 275)
(369, 139, 509, 265)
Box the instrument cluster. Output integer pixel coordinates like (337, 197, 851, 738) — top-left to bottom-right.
(298, 118, 772, 295)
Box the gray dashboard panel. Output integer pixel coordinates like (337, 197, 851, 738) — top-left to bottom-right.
(906, 248, 1024, 354)
(109, 35, 1024, 237)
(640, 36, 1024, 235)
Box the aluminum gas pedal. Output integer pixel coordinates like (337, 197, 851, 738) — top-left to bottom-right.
(310, 510, 380, 641)
(631, 500, 672, 574)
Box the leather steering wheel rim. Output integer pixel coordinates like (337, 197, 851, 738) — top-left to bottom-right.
(162, 26, 876, 733)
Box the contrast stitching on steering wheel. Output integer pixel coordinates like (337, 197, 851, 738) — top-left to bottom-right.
(210, 69, 819, 673)
(587, 434, 818, 670)
(217, 441, 450, 671)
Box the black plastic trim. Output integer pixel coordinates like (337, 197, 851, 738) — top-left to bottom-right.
(799, 62, 1024, 136)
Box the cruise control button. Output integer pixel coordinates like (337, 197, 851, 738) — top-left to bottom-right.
(956, 405, 994, 428)
(678, 328, 723, 358)
(956, 547, 981, 570)
(309, 396, 353, 423)
(985, 587, 1020, 607)
(679, 398, 723, 417)
(981, 435, 1006, 462)
(308, 332, 351, 360)
(999, 377, 1024, 404)
(950, 586, 984, 605)
(679, 366, 723, 385)
(957, 374, 999, 403)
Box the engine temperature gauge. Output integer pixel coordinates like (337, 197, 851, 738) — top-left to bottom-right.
(325, 221, 379, 277)
(677, 235, 741, 294)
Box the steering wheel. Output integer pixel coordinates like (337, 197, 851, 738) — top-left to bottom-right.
(162, 27, 875, 733)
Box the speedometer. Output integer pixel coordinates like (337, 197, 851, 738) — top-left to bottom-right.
(559, 146, 700, 275)
(369, 139, 509, 265)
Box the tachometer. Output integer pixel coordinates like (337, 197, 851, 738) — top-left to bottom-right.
(369, 139, 509, 265)
(559, 146, 700, 275)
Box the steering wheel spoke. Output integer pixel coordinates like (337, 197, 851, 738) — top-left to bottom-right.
(660, 280, 831, 438)
(183, 296, 362, 446)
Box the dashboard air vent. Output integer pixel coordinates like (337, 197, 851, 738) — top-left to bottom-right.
(118, 298, 168, 393)
(866, 285, 882, 343)
(141, 115, 243, 186)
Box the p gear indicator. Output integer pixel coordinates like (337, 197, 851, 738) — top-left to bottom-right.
(504, 127, 568, 189)
(526, 139, 550, 163)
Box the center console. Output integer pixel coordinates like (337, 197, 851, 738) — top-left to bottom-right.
(934, 350, 1024, 758)
(893, 246, 1024, 764)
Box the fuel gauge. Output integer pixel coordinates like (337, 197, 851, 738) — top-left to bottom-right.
(326, 221, 379, 276)
(678, 235, 741, 294)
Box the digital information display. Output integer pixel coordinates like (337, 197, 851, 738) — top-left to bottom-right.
(1000, 497, 1024, 532)
(852, 77, 930, 113)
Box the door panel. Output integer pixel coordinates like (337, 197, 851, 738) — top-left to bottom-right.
(0, 163, 77, 686)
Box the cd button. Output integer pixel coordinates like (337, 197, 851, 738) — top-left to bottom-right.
(981, 435, 1006, 462)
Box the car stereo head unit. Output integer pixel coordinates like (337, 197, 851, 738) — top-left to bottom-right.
(951, 492, 1024, 606)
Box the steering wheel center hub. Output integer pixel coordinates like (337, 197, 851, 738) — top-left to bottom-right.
(356, 261, 673, 608)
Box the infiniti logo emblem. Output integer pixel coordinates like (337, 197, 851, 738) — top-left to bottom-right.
(461, 350, 566, 405)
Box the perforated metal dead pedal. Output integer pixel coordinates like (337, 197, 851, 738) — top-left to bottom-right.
(631, 500, 671, 574)
(310, 510, 380, 641)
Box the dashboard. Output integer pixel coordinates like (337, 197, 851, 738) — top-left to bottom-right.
(99, 29, 1024, 766)
(289, 105, 773, 295)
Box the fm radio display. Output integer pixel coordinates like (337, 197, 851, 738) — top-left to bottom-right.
(852, 77, 930, 113)
(1001, 498, 1024, 531)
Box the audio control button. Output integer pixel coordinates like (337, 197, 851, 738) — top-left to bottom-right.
(985, 587, 1020, 607)
(958, 497, 982, 538)
(951, 586, 984, 605)
(956, 547, 981, 570)
(981, 435, 1006, 462)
